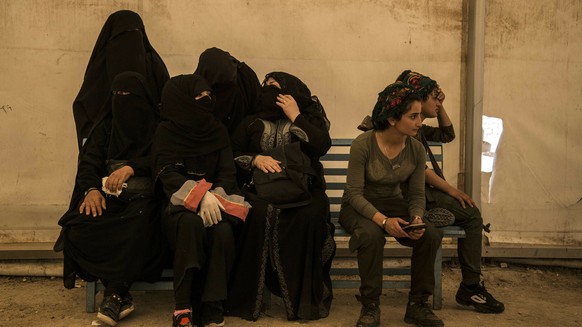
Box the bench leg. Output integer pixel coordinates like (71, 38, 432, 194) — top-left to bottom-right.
(86, 281, 96, 313)
(433, 244, 443, 310)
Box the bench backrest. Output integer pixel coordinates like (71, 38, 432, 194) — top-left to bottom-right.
(321, 138, 443, 233)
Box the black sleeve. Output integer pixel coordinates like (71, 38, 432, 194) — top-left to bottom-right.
(421, 124, 456, 143)
(76, 122, 108, 193)
(157, 164, 189, 200)
(213, 146, 241, 195)
(231, 116, 255, 185)
(292, 107, 332, 158)
(126, 156, 152, 177)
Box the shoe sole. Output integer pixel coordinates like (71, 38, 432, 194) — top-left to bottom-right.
(204, 320, 225, 327)
(424, 208, 455, 227)
(455, 297, 505, 314)
(97, 312, 118, 326)
(119, 304, 135, 320)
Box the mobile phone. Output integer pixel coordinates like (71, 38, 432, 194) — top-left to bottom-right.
(401, 223, 426, 232)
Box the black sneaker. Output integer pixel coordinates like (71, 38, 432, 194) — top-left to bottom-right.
(202, 301, 225, 327)
(97, 293, 123, 326)
(424, 208, 455, 227)
(456, 282, 505, 313)
(404, 301, 444, 327)
(173, 311, 193, 327)
(119, 293, 135, 320)
(356, 302, 380, 327)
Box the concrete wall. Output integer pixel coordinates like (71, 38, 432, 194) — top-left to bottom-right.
(481, 0, 582, 245)
(0, 0, 464, 243)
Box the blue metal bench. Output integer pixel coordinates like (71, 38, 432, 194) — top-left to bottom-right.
(85, 138, 465, 312)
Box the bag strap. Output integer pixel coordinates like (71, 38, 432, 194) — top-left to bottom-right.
(419, 130, 445, 180)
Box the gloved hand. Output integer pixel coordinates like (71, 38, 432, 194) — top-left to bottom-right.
(199, 191, 225, 227)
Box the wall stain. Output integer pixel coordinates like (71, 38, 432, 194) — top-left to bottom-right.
(1, 105, 12, 114)
(486, 0, 581, 59)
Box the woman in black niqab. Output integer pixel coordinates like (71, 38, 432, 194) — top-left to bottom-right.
(58, 72, 165, 326)
(226, 72, 335, 321)
(152, 74, 250, 327)
(193, 47, 261, 135)
(72, 10, 169, 150)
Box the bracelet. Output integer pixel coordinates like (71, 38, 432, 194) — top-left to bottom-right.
(84, 187, 98, 197)
(382, 217, 389, 228)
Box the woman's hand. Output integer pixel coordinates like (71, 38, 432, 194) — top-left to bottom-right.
(104, 165, 135, 192)
(276, 94, 300, 122)
(79, 189, 106, 217)
(382, 217, 410, 238)
(436, 88, 446, 104)
(446, 187, 475, 208)
(253, 155, 282, 173)
(406, 216, 425, 240)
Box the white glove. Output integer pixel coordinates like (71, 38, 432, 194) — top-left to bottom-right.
(199, 192, 225, 227)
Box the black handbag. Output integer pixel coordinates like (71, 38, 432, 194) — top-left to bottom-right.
(106, 160, 154, 201)
(252, 142, 316, 208)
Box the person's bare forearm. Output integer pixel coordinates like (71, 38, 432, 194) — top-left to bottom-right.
(437, 104, 453, 127)
(425, 168, 453, 193)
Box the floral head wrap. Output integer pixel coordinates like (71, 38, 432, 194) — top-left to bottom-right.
(396, 70, 438, 100)
(371, 82, 418, 130)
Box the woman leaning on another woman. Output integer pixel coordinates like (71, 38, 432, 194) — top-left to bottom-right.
(226, 72, 336, 322)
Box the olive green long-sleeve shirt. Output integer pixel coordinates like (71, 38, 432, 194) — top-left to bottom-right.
(341, 131, 426, 219)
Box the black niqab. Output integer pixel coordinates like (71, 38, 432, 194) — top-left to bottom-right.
(107, 71, 158, 160)
(72, 10, 169, 150)
(194, 47, 260, 134)
(153, 74, 230, 175)
(258, 72, 329, 126)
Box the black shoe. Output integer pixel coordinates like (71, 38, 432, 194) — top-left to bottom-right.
(97, 294, 123, 326)
(173, 311, 193, 327)
(356, 302, 380, 327)
(202, 301, 225, 327)
(119, 293, 135, 320)
(424, 208, 455, 227)
(404, 301, 444, 327)
(456, 282, 505, 313)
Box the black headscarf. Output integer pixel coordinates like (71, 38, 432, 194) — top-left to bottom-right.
(153, 74, 230, 175)
(107, 72, 158, 160)
(73, 10, 169, 150)
(258, 72, 330, 128)
(194, 47, 260, 134)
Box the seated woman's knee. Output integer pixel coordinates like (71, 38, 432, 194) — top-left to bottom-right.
(421, 225, 443, 247)
(355, 225, 386, 250)
(178, 213, 205, 232)
(210, 220, 234, 242)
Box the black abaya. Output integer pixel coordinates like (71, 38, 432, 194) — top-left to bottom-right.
(226, 72, 335, 321)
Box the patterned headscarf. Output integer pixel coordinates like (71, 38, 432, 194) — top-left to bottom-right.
(371, 82, 418, 130)
(396, 70, 438, 100)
